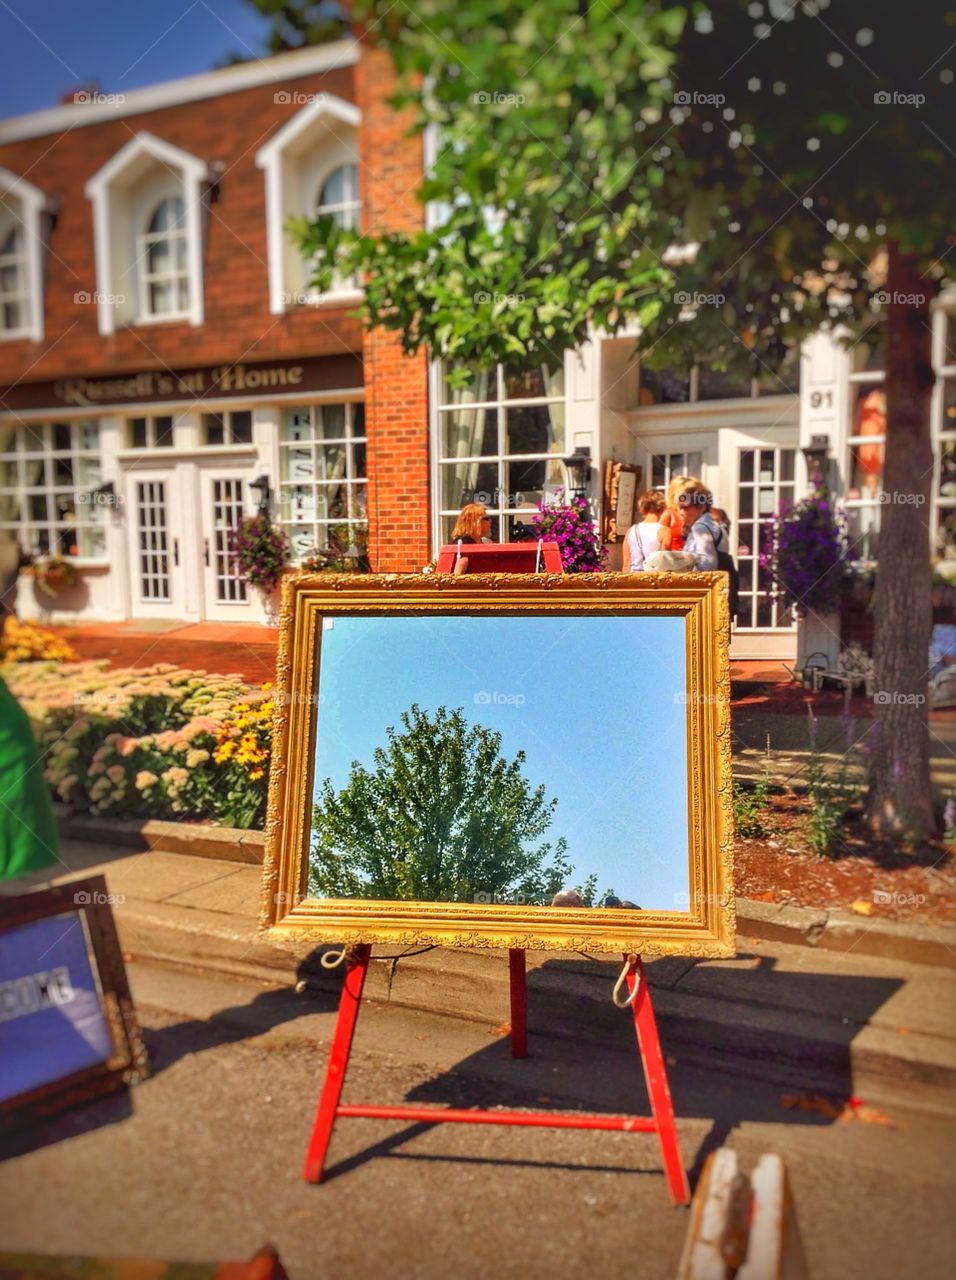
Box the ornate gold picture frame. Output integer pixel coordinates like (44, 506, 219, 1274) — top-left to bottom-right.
(261, 572, 734, 957)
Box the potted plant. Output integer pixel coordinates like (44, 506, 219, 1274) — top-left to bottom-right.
(228, 515, 291, 624)
(760, 487, 847, 669)
(27, 555, 81, 599)
(530, 491, 606, 573)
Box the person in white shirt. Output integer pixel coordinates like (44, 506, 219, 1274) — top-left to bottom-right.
(623, 489, 666, 571)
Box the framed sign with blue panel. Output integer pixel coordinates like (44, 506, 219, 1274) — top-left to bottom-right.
(0, 875, 148, 1137)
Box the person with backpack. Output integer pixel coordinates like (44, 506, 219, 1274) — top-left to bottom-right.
(675, 479, 739, 627)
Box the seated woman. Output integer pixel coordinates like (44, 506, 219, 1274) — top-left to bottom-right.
(450, 502, 492, 575)
(0, 539, 60, 880)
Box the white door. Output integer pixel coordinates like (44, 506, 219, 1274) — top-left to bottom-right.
(199, 467, 256, 622)
(126, 469, 186, 619)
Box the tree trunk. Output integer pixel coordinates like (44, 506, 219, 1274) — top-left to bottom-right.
(865, 242, 936, 839)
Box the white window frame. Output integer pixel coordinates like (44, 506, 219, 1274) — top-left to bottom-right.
(84, 132, 208, 335)
(255, 94, 362, 315)
(136, 193, 190, 323)
(0, 166, 47, 342)
(201, 408, 254, 447)
(126, 414, 176, 450)
(277, 400, 367, 559)
(932, 299, 956, 563)
(734, 443, 798, 631)
(433, 361, 569, 550)
(0, 419, 108, 561)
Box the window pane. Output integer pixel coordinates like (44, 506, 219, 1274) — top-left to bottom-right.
(936, 506, 956, 558)
(22, 424, 46, 451)
(317, 404, 347, 439)
(938, 437, 956, 503)
(697, 369, 752, 401)
(739, 488, 754, 520)
(29, 494, 49, 521)
(281, 446, 313, 482)
(282, 408, 312, 442)
(854, 340, 885, 374)
(846, 505, 881, 559)
(739, 450, 755, 484)
(149, 281, 172, 314)
(314, 484, 348, 520)
(288, 525, 314, 559)
(284, 486, 315, 519)
(203, 413, 225, 445)
(316, 443, 346, 481)
(352, 403, 366, 437)
(440, 460, 498, 509)
(0, 459, 17, 485)
(756, 345, 801, 396)
(53, 456, 73, 484)
(441, 364, 496, 406)
(780, 449, 795, 482)
(639, 368, 690, 404)
(155, 417, 174, 448)
(503, 364, 564, 400)
(350, 487, 367, 521)
(78, 421, 99, 450)
(441, 407, 499, 458)
(353, 441, 367, 478)
(129, 418, 148, 449)
(849, 439, 884, 499)
(52, 423, 71, 451)
(506, 403, 565, 455)
(2, 300, 22, 329)
(758, 451, 776, 482)
(231, 410, 253, 443)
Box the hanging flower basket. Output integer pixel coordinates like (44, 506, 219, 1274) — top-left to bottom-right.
(759, 490, 847, 617)
(530, 491, 606, 573)
(227, 515, 291, 593)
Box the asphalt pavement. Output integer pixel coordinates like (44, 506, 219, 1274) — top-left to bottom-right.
(1, 961, 954, 1280)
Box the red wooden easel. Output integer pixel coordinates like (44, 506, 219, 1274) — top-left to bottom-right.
(302, 946, 690, 1205)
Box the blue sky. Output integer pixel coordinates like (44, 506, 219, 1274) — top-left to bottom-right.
(0, 1, 273, 117)
(311, 614, 691, 910)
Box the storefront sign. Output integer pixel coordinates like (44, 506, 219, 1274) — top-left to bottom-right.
(0, 353, 363, 414)
(0, 877, 148, 1134)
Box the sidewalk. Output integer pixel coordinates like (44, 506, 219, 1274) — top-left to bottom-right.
(5, 835, 955, 1114)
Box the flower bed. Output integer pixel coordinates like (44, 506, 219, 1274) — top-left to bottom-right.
(0, 618, 78, 663)
(3, 660, 274, 829)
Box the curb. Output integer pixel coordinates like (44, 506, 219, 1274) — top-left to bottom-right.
(56, 814, 956, 968)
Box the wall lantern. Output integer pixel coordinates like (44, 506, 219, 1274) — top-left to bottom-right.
(564, 447, 592, 499)
(801, 435, 830, 489)
(249, 475, 272, 515)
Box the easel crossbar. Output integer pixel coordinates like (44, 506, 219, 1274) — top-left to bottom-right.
(336, 1104, 659, 1132)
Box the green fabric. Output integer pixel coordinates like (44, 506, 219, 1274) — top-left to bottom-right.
(0, 676, 59, 880)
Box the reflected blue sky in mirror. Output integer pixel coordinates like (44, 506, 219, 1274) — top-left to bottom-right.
(310, 615, 689, 910)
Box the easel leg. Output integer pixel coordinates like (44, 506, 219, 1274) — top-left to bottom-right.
(302, 944, 371, 1184)
(508, 948, 528, 1059)
(628, 957, 690, 1206)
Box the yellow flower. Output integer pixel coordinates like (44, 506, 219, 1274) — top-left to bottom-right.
(249, 767, 264, 780)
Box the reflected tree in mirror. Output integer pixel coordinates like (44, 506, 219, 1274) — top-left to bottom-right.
(309, 704, 574, 904)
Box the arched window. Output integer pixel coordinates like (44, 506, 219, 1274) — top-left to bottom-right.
(138, 195, 189, 318)
(315, 164, 360, 230)
(0, 225, 27, 333)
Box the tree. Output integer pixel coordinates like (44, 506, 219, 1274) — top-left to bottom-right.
(246, 1, 349, 53)
(295, 0, 954, 839)
(309, 704, 572, 902)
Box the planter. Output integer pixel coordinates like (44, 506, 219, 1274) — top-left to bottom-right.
(797, 608, 841, 671)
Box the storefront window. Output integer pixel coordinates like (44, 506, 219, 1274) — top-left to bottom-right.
(639, 344, 801, 405)
(937, 377, 956, 560)
(650, 451, 703, 490)
(0, 419, 107, 559)
(844, 359, 885, 560)
(437, 362, 566, 544)
(278, 402, 366, 559)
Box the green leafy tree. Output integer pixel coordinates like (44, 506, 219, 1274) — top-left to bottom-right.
(309, 703, 573, 902)
(292, 0, 954, 840)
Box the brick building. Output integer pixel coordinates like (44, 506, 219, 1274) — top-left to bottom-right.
(1, 34, 953, 658)
(0, 36, 428, 627)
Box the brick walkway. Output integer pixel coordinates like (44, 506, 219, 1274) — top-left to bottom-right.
(46, 620, 869, 712)
(54, 621, 278, 686)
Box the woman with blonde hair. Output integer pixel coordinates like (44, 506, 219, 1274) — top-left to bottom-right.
(449, 502, 492, 575)
(657, 475, 690, 551)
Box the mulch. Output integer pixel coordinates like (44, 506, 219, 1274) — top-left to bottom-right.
(735, 792, 956, 923)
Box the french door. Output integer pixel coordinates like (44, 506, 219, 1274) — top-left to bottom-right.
(126, 469, 186, 618)
(199, 468, 254, 622)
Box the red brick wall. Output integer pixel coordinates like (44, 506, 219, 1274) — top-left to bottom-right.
(355, 42, 430, 573)
(0, 64, 364, 384)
